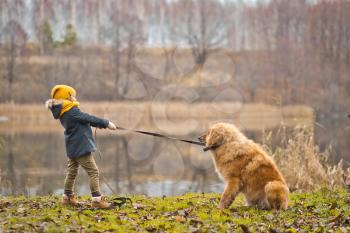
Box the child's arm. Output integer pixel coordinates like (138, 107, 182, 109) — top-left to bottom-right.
(50, 105, 62, 119)
(70, 108, 112, 129)
(45, 99, 62, 119)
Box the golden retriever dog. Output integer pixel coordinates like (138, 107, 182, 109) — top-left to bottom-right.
(198, 123, 289, 210)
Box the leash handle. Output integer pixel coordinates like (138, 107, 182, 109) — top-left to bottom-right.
(116, 126, 205, 146)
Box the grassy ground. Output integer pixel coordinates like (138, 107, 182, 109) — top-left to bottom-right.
(0, 189, 349, 233)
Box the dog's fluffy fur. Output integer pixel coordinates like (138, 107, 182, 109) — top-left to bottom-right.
(199, 123, 289, 210)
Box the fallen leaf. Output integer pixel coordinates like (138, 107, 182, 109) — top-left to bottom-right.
(175, 216, 186, 222)
(240, 224, 251, 233)
(133, 203, 145, 210)
(17, 207, 26, 214)
(145, 226, 156, 232)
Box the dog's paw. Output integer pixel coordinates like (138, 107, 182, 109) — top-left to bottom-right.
(217, 203, 227, 210)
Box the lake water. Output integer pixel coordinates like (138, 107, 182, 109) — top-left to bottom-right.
(0, 132, 225, 196)
(1, 103, 347, 196)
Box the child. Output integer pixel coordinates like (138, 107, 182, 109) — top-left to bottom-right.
(45, 85, 117, 208)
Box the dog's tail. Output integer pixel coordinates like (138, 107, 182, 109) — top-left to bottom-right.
(265, 181, 289, 210)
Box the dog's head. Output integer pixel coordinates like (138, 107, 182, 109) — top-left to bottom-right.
(199, 123, 246, 152)
(198, 124, 225, 152)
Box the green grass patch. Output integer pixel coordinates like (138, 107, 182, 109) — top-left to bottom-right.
(0, 189, 349, 232)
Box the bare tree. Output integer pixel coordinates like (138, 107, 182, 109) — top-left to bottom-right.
(171, 0, 226, 70)
(309, 0, 350, 66)
(107, 0, 123, 99)
(32, 0, 63, 54)
(2, 20, 27, 102)
(243, 0, 309, 103)
(79, 0, 105, 43)
(105, 0, 146, 100)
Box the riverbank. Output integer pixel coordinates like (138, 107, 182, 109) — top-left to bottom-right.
(0, 102, 313, 134)
(1, 189, 349, 232)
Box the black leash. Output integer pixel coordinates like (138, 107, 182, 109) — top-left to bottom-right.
(111, 197, 133, 208)
(94, 128, 132, 209)
(115, 126, 205, 146)
(92, 125, 205, 206)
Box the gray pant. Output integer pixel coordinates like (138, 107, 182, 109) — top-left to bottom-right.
(64, 153, 101, 195)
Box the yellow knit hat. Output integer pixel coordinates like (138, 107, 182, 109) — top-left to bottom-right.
(51, 85, 77, 100)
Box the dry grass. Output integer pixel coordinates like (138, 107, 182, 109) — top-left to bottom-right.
(0, 102, 313, 134)
(264, 125, 350, 191)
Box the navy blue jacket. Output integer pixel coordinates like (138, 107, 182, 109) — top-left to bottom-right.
(50, 105, 109, 158)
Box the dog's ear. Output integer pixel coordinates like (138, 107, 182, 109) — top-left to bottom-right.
(198, 131, 208, 143)
(207, 128, 224, 148)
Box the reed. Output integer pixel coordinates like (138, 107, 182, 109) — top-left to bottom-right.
(264, 124, 350, 191)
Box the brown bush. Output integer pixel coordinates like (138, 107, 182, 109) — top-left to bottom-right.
(264, 125, 350, 191)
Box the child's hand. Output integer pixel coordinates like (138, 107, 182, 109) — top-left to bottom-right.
(45, 99, 54, 109)
(108, 121, 117, 130)
(45, 99, 63, 109)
